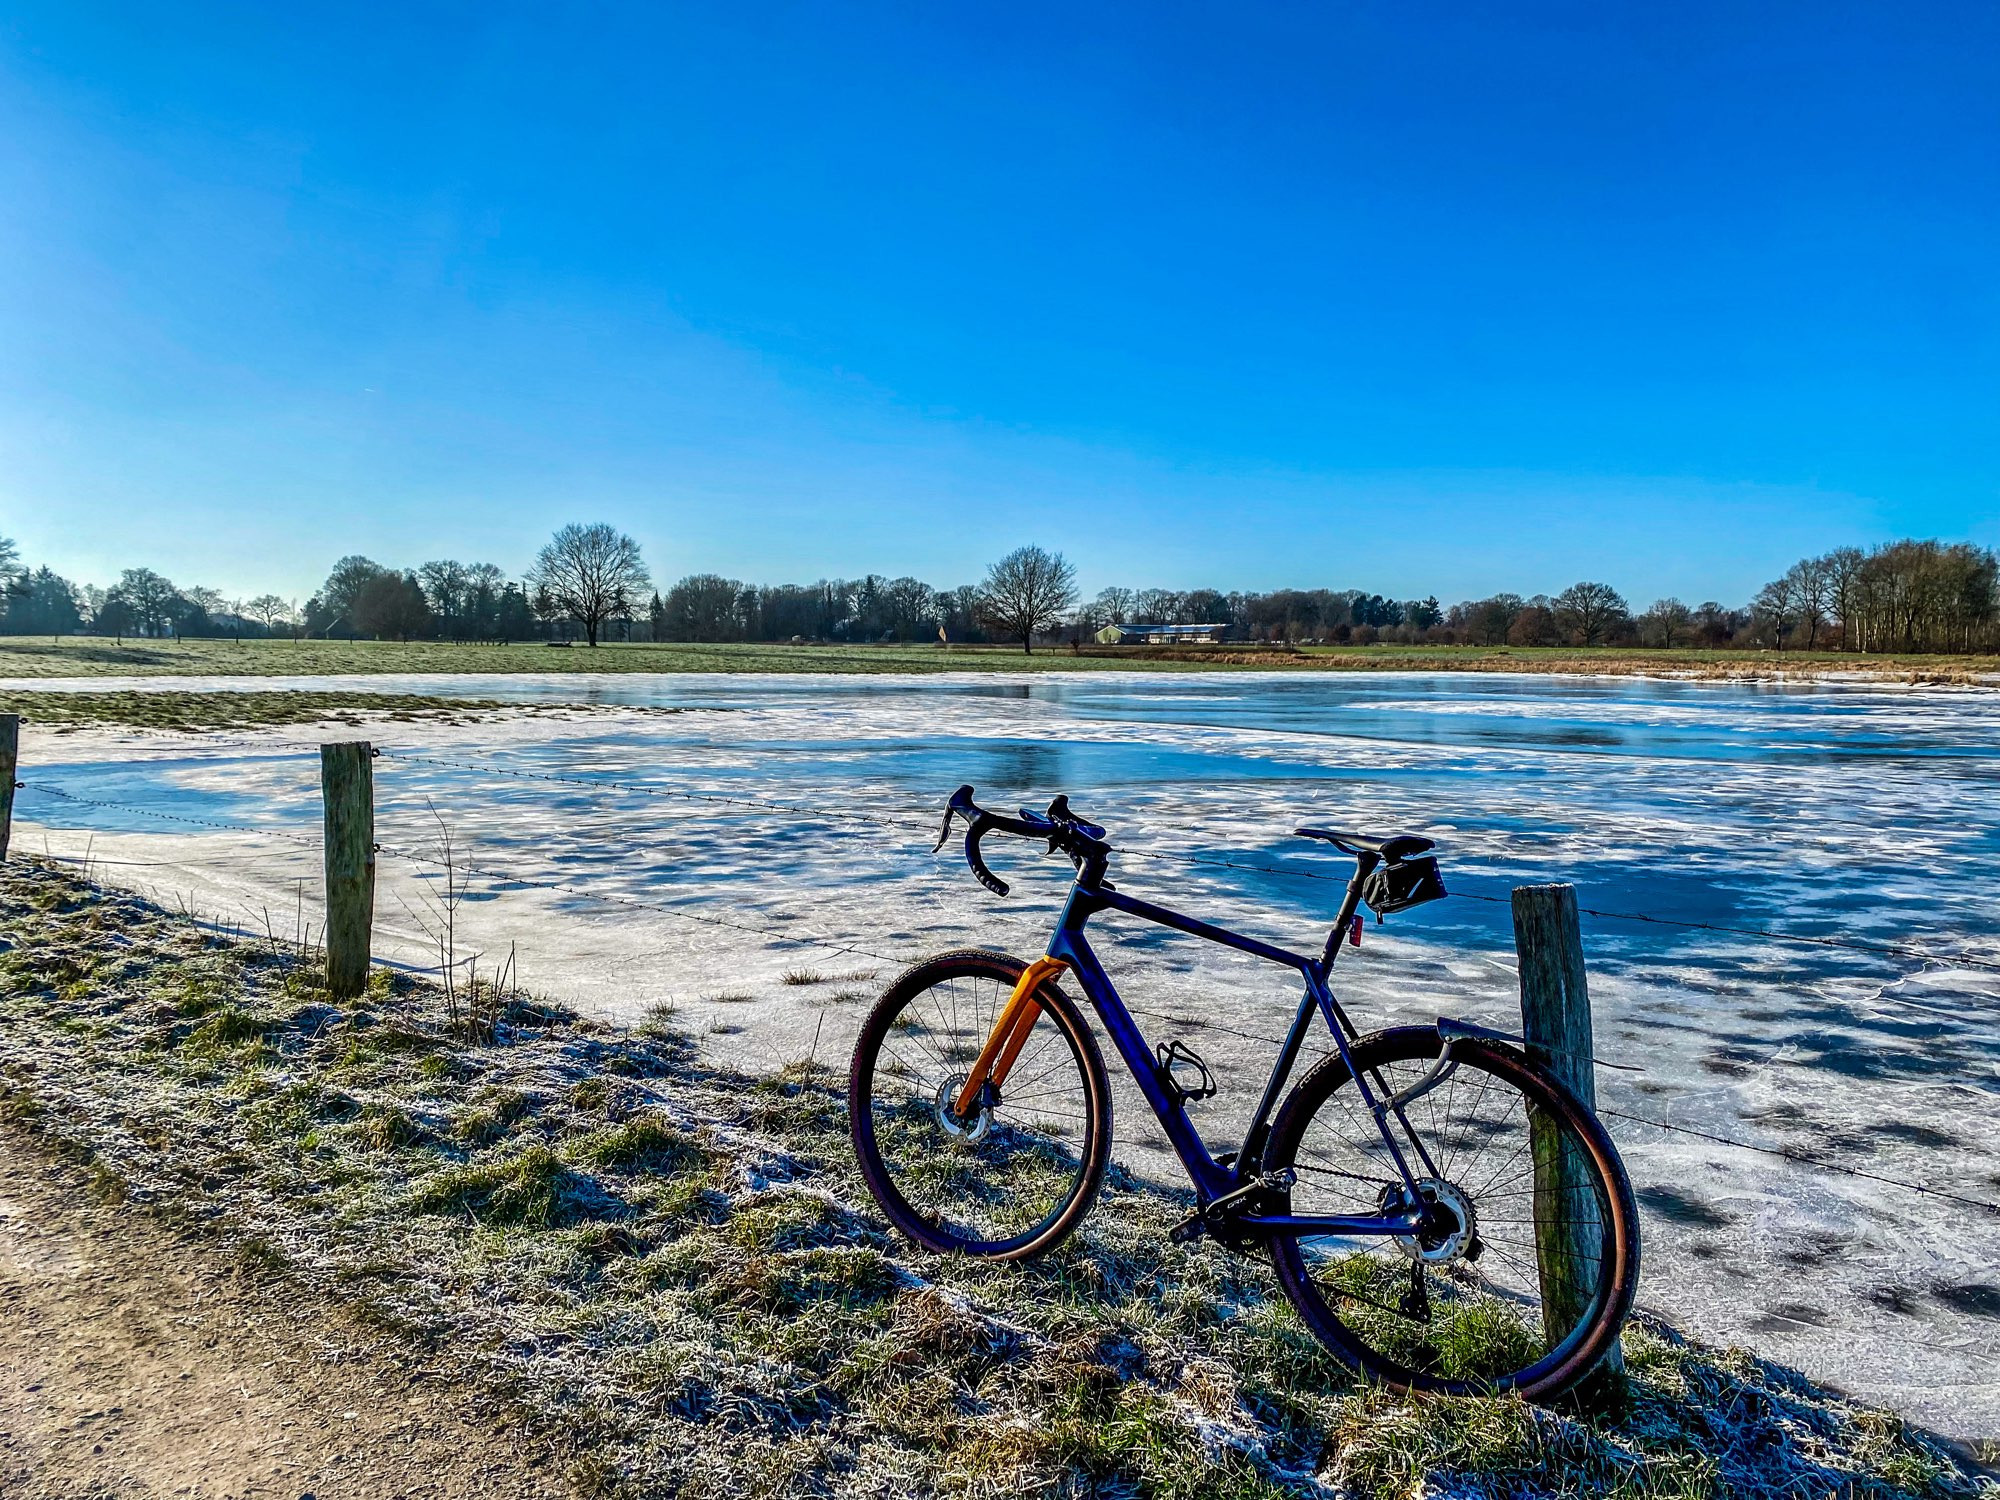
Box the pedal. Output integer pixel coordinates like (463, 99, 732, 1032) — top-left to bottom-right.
(1168, 1213, 1208, 1245)
(1155, 1039, 1218, 1105)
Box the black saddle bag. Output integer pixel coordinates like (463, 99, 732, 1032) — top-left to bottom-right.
(1362, 856, 1447, 917)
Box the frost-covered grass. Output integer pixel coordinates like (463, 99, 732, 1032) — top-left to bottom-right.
(0, 859, 1989, 1499)
(2, 636, 1993, 681)
(0, 688, 645, 732)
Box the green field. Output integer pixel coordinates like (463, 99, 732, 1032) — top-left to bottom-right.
(0, 689, 673, 733)
(2, 635, 1993, 682)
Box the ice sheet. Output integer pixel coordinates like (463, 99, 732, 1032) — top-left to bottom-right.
(10, 671, 1999, 1437)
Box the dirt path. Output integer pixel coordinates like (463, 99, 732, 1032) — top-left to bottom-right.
(0, 1140, 569, 1500)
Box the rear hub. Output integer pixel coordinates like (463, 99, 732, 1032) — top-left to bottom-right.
(1387, 1178, 1478, 1266)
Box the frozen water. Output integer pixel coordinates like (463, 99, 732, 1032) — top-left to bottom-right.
(10, 670, 2000, 1437)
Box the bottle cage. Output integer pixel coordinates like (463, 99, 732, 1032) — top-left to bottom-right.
(1155, 1039, 1218, 1105)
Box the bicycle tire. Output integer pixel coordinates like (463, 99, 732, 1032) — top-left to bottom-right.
(1264, 1025, 1639, 1400)
(849, 949, 1112, 1259)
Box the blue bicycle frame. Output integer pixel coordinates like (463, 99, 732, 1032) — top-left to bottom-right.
(1043, 864, 1432, 1242)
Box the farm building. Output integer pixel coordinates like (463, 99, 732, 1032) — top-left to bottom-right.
(1101, 623, 1231, 645)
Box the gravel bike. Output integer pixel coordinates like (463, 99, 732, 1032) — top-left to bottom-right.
(848, 786, 1639, 1399)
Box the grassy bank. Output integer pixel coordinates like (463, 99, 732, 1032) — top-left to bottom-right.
(0, 860, 1986, 1498)
(1, 636, 1994, 682)
(0, 688, 680, 734)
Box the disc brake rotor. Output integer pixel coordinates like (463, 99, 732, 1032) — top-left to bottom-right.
(934, 1074, 993, 1143)
(1393, 1177, 1477, 1265)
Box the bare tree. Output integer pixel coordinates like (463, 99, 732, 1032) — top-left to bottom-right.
(317, 556, 386, 627)
(418, 559, 471, 631)
(1092, 586, 1136, 626)
(1785, 557, 1833, 650)
(1820, 547, 1865, 651)
(1636, 597, 1694, 648)
(526, 523, 651, 646)
(112, 567, 184, 636)
(243, 594, 294, 636)
(978, 545, 1078, 654)
(1753, 573, 1799, 648)
(1551, 581, 1628, 645)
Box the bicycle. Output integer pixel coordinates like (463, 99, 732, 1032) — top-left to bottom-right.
(848, 786, 1639, 1399)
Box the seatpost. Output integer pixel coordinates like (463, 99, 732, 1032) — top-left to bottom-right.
(1318, 851, 1379, 971)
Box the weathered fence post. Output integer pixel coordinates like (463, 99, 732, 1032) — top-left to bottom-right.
(0, 713, 18, 861)
(321, 741, 375, 999)
(1512, 882, 1624, 1381)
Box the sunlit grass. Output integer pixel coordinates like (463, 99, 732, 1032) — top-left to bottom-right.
(4, 635, 1991, 684)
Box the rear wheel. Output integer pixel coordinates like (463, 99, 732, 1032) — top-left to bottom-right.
(1264, 1026, 1639, 1399)
(849, 950, 1111, 1258)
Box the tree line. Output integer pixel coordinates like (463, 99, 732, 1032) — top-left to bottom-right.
(2, 528, 1994, 655)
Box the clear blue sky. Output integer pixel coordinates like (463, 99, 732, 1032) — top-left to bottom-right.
(3, 2, 1994, 607)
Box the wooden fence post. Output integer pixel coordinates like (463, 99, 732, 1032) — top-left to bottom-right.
(0, 714, 18, 861)
(1512, 882, 1624, 1381)
(321, 741, 375, 1000)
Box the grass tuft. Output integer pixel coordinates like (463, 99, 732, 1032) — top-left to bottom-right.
(406, 1145, 621, 1228)
(576, 1114, 713, 1176)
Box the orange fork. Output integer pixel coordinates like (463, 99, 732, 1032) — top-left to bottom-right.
(952, 956, 1069, 1121)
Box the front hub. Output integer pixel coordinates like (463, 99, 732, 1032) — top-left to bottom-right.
(935, 1074, 993, 1143)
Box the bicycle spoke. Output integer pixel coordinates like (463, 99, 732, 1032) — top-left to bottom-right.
(859, 959, 1101, 1254)
(1272, 1031, 1628, 1394)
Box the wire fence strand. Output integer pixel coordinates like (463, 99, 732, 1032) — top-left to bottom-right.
(15, 760, 2000, 1220)
(1600, 1108, 2000, 1217)
(374, 749, 2000, 975)
(18, 780, 323, 847)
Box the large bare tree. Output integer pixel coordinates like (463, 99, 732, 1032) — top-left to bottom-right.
(978, 545, 1078, 654)
(527, 523, 651, 646)
(316, 555, 387, 631)
(1091, 586, 1135, 626)
(1551, 580, 1628, 646)
(243, 594, 295, 636)
(112, 567, 184, 636)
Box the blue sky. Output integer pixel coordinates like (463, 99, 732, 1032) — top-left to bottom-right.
(2, 2, 1994, 606)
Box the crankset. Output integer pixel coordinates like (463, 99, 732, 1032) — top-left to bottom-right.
(1168, 1168, 1296, 1250)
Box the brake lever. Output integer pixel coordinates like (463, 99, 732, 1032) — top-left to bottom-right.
(1044, 793, 1106, 841)
(937, 784, 980, 852)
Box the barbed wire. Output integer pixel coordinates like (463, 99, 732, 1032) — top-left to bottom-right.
(17, 781, 323, 847)
(1599, 1109, 2000, 1217)
(377, 750, 939, 831)
(25, 763, 2000, 1030)
(17, 773, 1998, 1219)
(374, 749, 2000, 976)
(372, 840, 916, 969)
(28, 753, 2000, 985)
(1125, 997, 2000, 1216)
(22, 739, 327, 758)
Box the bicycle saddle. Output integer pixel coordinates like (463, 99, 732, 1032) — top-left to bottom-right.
(1294, 827, 1436, 861)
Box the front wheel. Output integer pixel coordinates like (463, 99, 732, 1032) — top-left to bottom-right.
(849, 950, 1112, 1259)
(1264, 1026, 1639, 1400)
